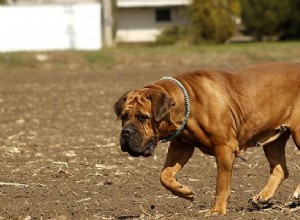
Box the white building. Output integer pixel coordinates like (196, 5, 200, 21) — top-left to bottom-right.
(116, 0, 190, 43)
(0, 1, 101, 51)
(0, 0, 191, 51)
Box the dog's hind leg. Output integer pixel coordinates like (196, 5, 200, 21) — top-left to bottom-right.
(291, 129, 300, 151)
(160, 141, 195, 200)
(290, 128, 300, 199)
(250, 130, 290, 206)
(293, 183, 300, 199)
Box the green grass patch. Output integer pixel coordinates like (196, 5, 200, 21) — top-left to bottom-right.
(0, 42, 299, 71)
(0, 52, 32, 68)
(83, 50, 116, 66)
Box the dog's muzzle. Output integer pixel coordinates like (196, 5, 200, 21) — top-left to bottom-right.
(120, 125, 156, 157)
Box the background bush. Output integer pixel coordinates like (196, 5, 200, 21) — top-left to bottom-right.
(155, 26, 188, 45)
(187, 0, 241, 43)
(156, 0, 300, 44)
(240, 0, 289, 41)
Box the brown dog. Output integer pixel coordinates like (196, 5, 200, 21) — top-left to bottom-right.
(114, 62, 300, 216)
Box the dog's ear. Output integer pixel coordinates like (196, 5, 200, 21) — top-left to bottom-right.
(150, 91, 175, 122)
(114, 92, 129, 118)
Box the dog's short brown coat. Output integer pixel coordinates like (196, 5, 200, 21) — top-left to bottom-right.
(114, 62, 300, 216)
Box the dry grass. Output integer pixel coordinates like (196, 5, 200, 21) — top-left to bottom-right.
(0, 42, 300, 72)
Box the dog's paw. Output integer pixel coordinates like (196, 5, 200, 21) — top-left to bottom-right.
(204, 208, 226, 217)
(292, 184, 300, 200)
(182, 191, 195, 201)
(172, 187, 195, 201)
(248, 196, 272, 209)
(292, 192, 299, 200)
(253, 195, 268, 204)
(185, 192, 195, 202)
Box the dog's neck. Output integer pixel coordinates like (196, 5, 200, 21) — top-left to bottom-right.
(149, 79, 190, 142)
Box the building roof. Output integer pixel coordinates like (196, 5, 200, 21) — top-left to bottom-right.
(117, 0, 190, 8)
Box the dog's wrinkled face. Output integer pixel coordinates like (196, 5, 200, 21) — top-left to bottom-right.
(114, 88, 174, 157)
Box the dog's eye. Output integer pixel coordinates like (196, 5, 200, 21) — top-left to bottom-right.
(120, 113, 128, 121)
(136, 114, 150, 122)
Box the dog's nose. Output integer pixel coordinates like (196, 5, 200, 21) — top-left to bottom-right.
(121, 127, 134, 138)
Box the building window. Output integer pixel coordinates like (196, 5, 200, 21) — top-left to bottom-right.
(155, 9, 171, 22)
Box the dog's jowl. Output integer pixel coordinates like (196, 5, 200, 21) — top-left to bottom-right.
(114, 62, 300, 216)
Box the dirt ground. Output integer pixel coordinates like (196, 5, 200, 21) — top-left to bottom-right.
(0, 55, 299, 220)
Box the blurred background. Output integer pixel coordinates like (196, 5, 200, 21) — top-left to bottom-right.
(0, 0, 300, 51)
(0, 0, 299, 70)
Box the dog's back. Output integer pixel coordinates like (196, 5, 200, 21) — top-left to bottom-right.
(224, 63, 300, 144)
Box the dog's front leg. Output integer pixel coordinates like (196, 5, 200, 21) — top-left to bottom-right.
(160, 141, 195, 200)
(205, 145, 235, 216)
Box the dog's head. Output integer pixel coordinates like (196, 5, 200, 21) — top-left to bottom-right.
(114, 88, 175, 157)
